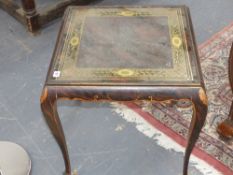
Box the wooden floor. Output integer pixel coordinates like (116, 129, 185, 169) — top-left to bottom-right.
(0, 0, 233, 175)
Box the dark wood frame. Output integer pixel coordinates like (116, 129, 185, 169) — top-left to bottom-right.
(217, 43, 233, 139)
(0, 0, 95, 33)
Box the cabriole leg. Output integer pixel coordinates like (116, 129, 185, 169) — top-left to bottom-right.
(40, 88, 71, 175)
(183, 89, 208, 175)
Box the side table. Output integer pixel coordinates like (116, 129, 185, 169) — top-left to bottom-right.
(40, 6, 208, 175)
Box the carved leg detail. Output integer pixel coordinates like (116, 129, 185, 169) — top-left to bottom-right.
(21, 0, 40, 32)
(183, 93, 208, 175)
(40, 88, 71, 175)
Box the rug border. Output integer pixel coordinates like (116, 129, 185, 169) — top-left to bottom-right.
(198, 22, 233, 50)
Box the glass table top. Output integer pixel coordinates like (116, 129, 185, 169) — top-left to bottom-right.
(47, 6, 201, 86)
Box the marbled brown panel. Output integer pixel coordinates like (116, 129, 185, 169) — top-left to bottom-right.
(77, 16, 172, 69)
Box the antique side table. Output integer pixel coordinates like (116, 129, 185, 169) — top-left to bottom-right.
(40, 6, 208, 175)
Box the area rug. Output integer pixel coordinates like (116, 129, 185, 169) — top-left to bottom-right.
(111, 23, 233, 175)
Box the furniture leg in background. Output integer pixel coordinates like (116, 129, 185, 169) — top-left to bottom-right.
(0, 0, 97, 33)
(21, 0, 39, 32)
(217, 43, 233, 139)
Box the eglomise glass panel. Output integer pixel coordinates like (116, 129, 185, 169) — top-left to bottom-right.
(47, 6, 200, 85)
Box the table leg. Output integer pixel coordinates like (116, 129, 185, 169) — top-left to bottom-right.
(21, 0, 39, 32)
(40, 88, 71, 175)
(217, 43, 233, 139)
(217, 107, 233, 139)
(183, 89, 208, 175)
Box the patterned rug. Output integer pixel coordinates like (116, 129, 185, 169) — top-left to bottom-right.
(112, 23, 233, 174)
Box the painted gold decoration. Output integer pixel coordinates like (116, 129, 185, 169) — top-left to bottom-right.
(172, 36, 182, 48)
(70, 37, 80, 46)
(119, 11, 135, 16)
(116, 69, 135, 77)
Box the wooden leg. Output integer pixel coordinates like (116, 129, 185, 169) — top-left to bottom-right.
(183, 90, 208, 175)
(21, 0, 40, 32)
(217, 103, 233, 139)
(217, 43, 233, 139)
(40, 88, 71, 175)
